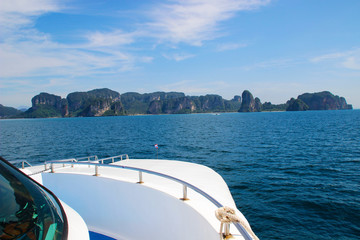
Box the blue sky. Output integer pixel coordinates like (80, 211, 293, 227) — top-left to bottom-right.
(1, 0, 359, 108)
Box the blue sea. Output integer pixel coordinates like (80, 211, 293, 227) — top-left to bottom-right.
(1, 110, 359, 239)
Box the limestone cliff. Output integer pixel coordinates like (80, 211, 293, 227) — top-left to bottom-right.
(287, 91, 353, 111)
(23, 93, 68, 118)
(146, 94, 239, 114)
(67, 88, 124, 117)
(148, 97, 197, 114)
(255, 97, 262, 112)
(286, 98, 309, 111)
(239, 90, 260, 112)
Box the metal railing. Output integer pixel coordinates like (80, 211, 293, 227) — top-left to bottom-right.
(9, 160, 33, 169)
(75, 155, 98, 162)
(96, 154, 129, 164)
(46, 160, 253, 240)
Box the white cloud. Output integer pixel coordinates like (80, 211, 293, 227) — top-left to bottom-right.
(86, 30, 138, 47)
(0, 39, 140, 78)
(342, 57, 360, 70)
(310, 52, 348, 63)
(310, 48, 360, 70)
(0, 0, 145, 80)
(146, 0, 271, 46)
(0, 0, 272, 97)
(162, 53, 195, 61)
(0, 0, 61, 32)
(216, 42, 247, 52)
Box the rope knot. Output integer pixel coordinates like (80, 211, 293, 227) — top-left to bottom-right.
(215, 206, 241, 223)
(215, 206, 260, 240)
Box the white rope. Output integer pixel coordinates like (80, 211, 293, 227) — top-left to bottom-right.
(215, 206, 259, 240)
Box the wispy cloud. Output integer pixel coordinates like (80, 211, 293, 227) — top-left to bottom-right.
(0, 40, 140, 78)
(0, 0, 61, 33)
(86, 30, 138, 47)
(310, 48, 360, 70)
(145, 0, 271, 46)
(311, 52, 348, 62)
(81, 0, 270, 49)
(0, 0, 152, 80)
(162, 53, 195, 61)
(0, 0, 271, 86)
(0, 2, 148, 79)
(216, 42, 247, 52)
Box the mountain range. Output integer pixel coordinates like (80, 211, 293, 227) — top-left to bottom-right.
(0, 89, 353, 118)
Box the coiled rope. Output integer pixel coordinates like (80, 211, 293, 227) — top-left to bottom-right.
(215, 206, 259, 240)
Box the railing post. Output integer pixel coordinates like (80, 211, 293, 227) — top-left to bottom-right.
(137, 171, 144, 184)
(112, 157, 114, 163)
(224, 223, 230, 236)
(22, 161, 25, 169)
(51, 163, 55, 173)
(94, 165, 99, 176)
(121, 156, 123, 161)
(181, 185, 189, 201)
(45, 163, 47, 170)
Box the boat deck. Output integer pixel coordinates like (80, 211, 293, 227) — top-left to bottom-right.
(22, 159, 254, 240)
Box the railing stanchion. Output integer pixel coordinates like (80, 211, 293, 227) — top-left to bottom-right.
(112, 157, 114, 163)
(224, 223, 230, 236)
(181, 185, 189, 201)
(137, 171, 144, 184)
(51, 163, 55, 173)
(94, 165, 99, 176)
(44, 163, 47, 170)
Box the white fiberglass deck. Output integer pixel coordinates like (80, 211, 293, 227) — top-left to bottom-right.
(22, 159, 254, 240)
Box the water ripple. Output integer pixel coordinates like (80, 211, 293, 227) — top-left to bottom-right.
(1, 110, 360, 239)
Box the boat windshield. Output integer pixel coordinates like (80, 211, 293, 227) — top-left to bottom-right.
(0, 157, 66, 240)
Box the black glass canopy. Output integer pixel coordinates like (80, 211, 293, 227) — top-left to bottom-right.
(0, 157, 67, 240)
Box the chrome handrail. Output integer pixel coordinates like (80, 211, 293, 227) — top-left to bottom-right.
(45, 158, 78, 163)
(9, 160, 33, 169)
(97, 154, 129, 164)
(47, 161, 253, 240)
(76, 155, 98, 162)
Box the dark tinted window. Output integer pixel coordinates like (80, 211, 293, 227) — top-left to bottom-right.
(0, 157, 66, 240)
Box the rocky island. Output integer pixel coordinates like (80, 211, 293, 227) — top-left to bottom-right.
(0, 89, 353, 118)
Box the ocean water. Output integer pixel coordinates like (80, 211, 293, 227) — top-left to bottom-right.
(1, 110, 359, 239)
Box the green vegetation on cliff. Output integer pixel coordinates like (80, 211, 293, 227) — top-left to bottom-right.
(286, 98, 309, 111)
(0, 104, 22, 118)
(262, 102, 288, 111)
(21, 105, 63, 118)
